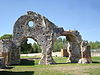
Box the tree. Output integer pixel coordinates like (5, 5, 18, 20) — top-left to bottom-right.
(89, 41, 100, 49)
(53, 37, 67, 52)
(21, 39, 33, 54)
(21, 38, 42, 53)
(32, 43, 42, 53)
(0, 34, 12, 40)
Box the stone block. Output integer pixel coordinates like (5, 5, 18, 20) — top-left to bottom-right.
(78, 58, 92, 64)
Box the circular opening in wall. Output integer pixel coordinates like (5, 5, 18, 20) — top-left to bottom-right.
(28, 21, 35, 27)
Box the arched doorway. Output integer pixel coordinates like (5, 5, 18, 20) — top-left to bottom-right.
(10, 11, 64, 65)
(20, 37, 42, 65)
(53, 36, 68, 63)
(61, 30, 82, 63)
(21, 38, 42, 54)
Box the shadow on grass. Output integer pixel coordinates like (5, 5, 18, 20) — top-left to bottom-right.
(19, 59, 35, 66)
(1, 67, 13, 69)
(0, 71, 34, 75)
(10, 58, 39, 66)
(92, 61, 100, 63)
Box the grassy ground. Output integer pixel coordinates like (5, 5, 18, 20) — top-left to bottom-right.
(0, 56, 100, 75)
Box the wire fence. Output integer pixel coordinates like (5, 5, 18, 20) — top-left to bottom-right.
(91, 49, 100, 56)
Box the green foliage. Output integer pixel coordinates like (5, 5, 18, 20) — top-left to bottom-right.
(31, 43, 42, 53)
(0, 34, 12, 40)
(53, 37, 67, 52)
(54, 42, 63, 52)
(21, 39, 42, 54)
(21, 39, 33, 54)
(89, 41, 100, 49)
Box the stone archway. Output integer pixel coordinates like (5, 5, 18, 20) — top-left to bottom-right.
(0, 11, 92, 66)
(11, 11, 64, 65)
(61, 30, 82, 63)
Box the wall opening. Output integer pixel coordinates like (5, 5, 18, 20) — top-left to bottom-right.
(20, 38, 42, 65)
(53, 36, 68, 63)
(28, 21, 35, 27)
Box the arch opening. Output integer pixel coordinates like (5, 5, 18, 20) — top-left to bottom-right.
(53, 32, 81, 64)
(10, 11, 69, 65)
(20, 37, 42, 65)
(58, 30, 82, 63)
(53, 36, 68, 64)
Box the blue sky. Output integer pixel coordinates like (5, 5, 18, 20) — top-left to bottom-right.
(0, 0, 100, 42)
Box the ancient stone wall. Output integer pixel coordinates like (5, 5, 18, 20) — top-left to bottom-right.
(0, 39, 12, 65)
(0, 11, 92, 66)
(11, 11, 64, 65)
(61, 30, 82, 63)
(78, 41, 92, 64)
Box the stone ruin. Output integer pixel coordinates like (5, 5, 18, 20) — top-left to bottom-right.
(78, 41, 92, 64)
(60, 30, 82, 63)
(0, 39, 12, 68)
(0, 11, 92, 67)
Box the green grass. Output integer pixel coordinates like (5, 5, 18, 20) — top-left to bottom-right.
(0, 56, 100, 75)
(21, 56, 40, 58)
(53, 56, 67, 63)
(92, 57, 100, 62)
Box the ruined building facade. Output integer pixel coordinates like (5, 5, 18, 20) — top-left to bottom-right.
(0, 11, 91, 67)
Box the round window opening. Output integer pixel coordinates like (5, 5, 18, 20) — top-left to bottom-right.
(28, 21, 35, 27)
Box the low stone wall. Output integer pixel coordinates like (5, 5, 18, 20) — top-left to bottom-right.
(91, 49, 100, 56)
(0, 39, 12, 66)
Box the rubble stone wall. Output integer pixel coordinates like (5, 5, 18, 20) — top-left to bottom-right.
(11, 11, 64, 65)
(78, 41, 92, 64)
(61, 30, 82, 63)
(0, 39, 12, 65)
(0, 11, 92, 66)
